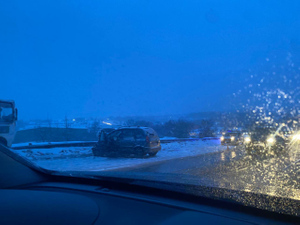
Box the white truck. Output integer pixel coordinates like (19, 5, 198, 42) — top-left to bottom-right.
(0, 100, 18, 147)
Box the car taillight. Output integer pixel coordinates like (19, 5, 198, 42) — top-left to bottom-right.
(146, 136, 150, 143)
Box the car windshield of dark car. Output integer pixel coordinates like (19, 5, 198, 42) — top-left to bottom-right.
(3, 0, 300, 217)
(225, 133, 239, 137)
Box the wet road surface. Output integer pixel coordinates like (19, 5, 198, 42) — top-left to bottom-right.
(114, 146, 300, 200)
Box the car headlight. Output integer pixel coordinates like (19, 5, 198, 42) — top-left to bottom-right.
(292, 134, 300, 141)
(267, 137, 275, 144)
(220, 136, 224, 141)
(230, 136, 235, 141)
(244, 137, 251, 143)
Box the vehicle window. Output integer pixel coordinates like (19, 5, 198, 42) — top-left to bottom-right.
(119, 130, 135, 141)
(144, 128, 158, 138)
(225, 133, 236, 137)
(0, 103, 13, 122)
(108, 131, 122, 139)
(134, 129, 145, 139)
(3, 0, 300, 218)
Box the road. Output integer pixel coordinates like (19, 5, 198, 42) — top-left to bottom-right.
(28, 140, 227, 171)
(20, 139, 300, 200)
(113, 146, 300, 200)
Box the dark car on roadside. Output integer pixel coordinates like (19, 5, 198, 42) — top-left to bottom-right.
(92, 127, 161, 157)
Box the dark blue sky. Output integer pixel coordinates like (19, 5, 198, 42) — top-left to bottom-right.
(1, 0, 300, 120)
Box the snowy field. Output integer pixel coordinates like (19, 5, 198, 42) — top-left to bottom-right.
(12, 140, 228, 172)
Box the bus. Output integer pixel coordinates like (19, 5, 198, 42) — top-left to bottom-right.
(0, 100, 18, 147)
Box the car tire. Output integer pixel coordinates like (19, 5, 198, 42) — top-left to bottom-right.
(149, 151, 158, 157)
(271, 145, 285, 157)
(135, 147, 146, 158)
(245, 145, 252, 155)
(92, 149, 101, 157)
(92, 147, 106, 157)
(245, 148, 251, 155)
(0, 138, 7, 147)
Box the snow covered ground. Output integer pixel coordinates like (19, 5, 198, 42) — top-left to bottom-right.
(12, 141, 96, 148)
(12, 140, 228, 172)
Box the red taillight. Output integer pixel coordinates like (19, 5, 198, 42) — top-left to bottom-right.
(146, 136, 150, 143)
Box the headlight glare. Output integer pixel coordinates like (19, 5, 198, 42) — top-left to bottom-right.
(267, 137, 275, 144)
(244, 137, 251, 143)
(292, 134, 300, 141)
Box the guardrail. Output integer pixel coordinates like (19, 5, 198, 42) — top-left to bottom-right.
(12, 137, 220, 150)
(12, 141, 97, 150)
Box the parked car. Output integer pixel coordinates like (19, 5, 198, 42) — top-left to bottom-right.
(92, 127, 161, 157)
(220, 131, 243, 146)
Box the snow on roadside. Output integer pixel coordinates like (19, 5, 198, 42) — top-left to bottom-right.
(160, 137, 178, 140)
(12, 141, 95, 148)
(12, 139, 227, 172)
(13, 147, 92, 160)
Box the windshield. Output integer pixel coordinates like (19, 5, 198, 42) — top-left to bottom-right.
(0, 102, 13, 122)
(2, 0, 300, 217)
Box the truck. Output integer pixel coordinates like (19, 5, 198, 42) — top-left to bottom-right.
(0, 100, 18, 147)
